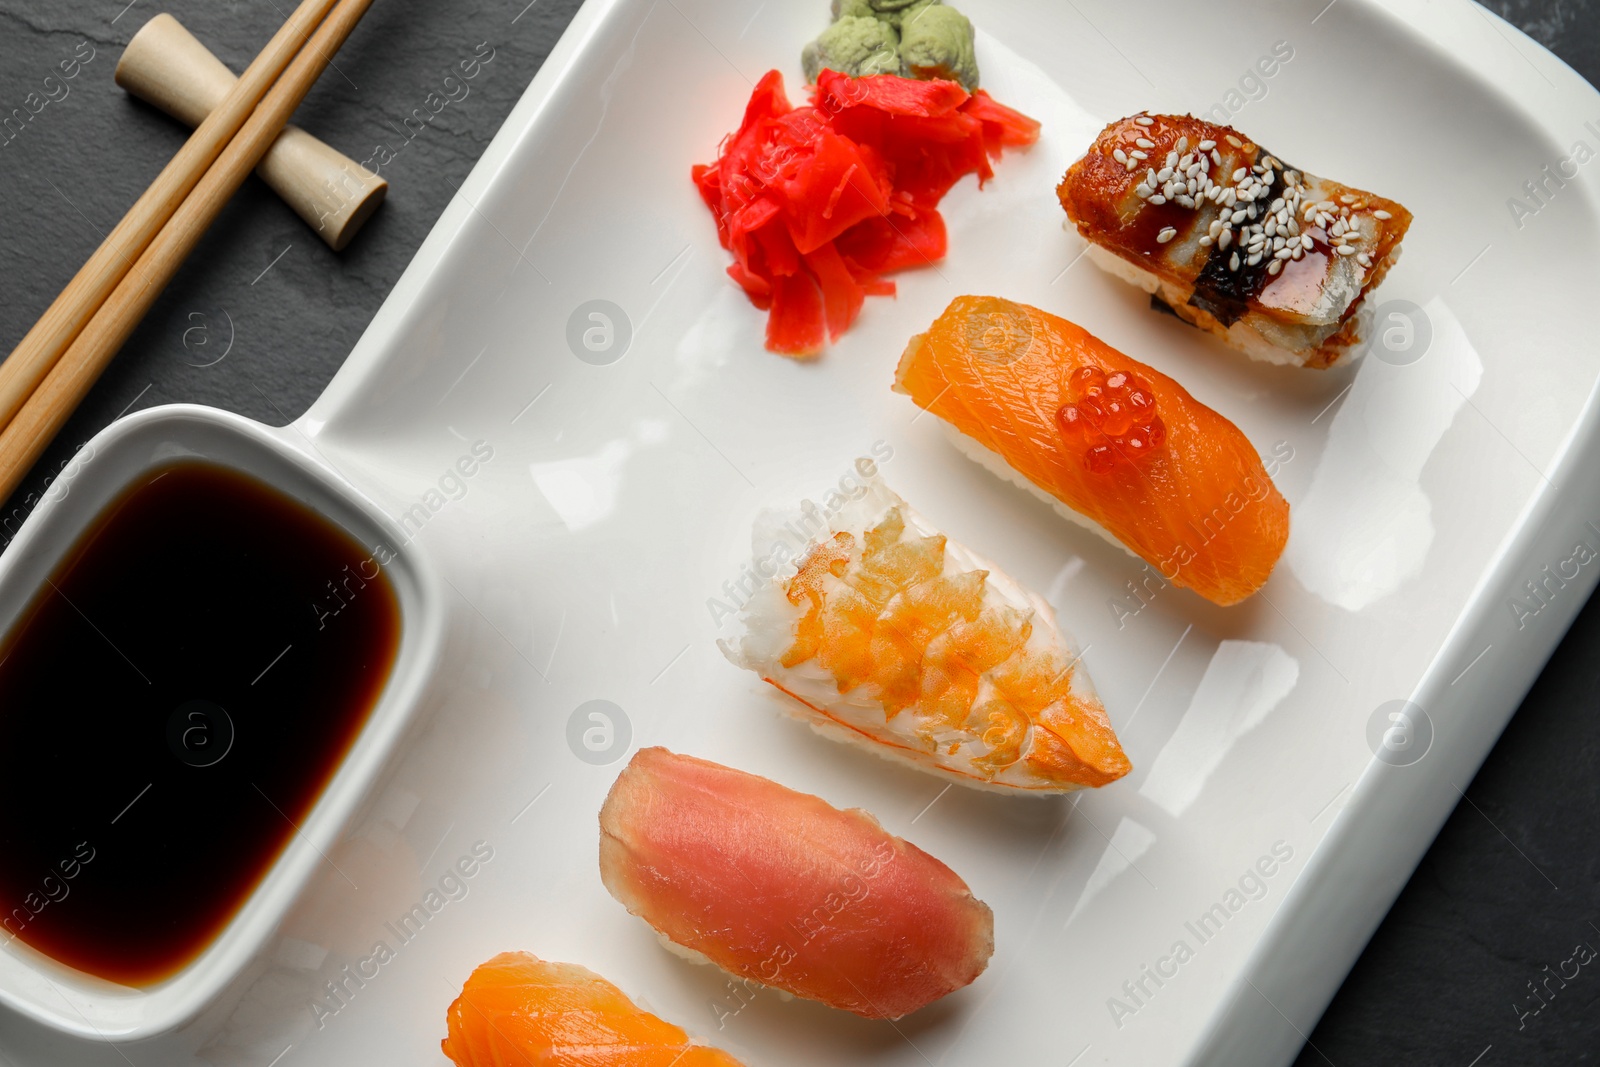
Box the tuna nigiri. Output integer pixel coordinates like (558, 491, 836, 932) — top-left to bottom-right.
(721, 477, 1129, 793)
(1058, 113, 1413, 369)
(441, 952, 746, 1067)
(895, 295, 1289, 606)
(598, 747, 993, 1019)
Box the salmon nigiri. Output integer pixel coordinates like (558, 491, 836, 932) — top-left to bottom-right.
(441, 952, 746, 1067)
(599, 748, 993, 1020)
(895, 295, 1288, 606)
(721, 477, 1129, 793)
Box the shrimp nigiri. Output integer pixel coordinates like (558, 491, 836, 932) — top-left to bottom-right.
(721, 477, 1129, 793)
(599, 747, 993, 1019)
(895, 295, 1289, 606)
(441, 952, 745, 1066)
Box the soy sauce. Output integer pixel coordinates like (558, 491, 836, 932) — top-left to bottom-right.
(0, 462, 400, 986)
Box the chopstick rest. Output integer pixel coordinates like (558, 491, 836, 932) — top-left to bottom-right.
(117, 13, 386, 252)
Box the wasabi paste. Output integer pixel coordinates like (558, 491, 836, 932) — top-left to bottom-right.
(802, 15, 903, 84)
(807, 0, 979, 89)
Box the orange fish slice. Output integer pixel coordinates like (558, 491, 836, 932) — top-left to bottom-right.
(441, 952, 746, 1067)
(894, 295, 1288, 606)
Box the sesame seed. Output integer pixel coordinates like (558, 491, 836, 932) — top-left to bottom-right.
(1232, 166, 1249, 182)
(1166, 152, 1180, 168)
(1337, 245, 1357, 256)
(1157, 167, 1174, 182)
(1275, 247, 1293, 259)
(1136, 137, 1156, 149)
(1229, 252, 1241, 270)
(1218, 229, 1233, 250)
(1301, 234, 1314, 249)
(1130, 150, 1148, 160)
(1147, 168, 1159, 185)
(1374, 209, 1393, 220)
(1231, 209, 1247, 223)
(1177, 195, 1196, 208)
(1248, 252, 1263, 266)
(1148, 195, 1166, 205)
(1226, 134, 1243, 147)
(1339, 194, 1356, 204)
(1357, 252, 1372, 266)
(1198, 235, 1214, 247)
(1135, 185, 1152, 199)
(1267, 259, 1283, 276)
(1198, 139, 1216, 151)
(1125, 159, 1137, 171)
(1292, 245, 1304, 260)
(1136, 115, 1155, 126)
(1157, 227, 1177, 243)
(1114, 148, 1128, 164)
(1177, 137, 1189, 153)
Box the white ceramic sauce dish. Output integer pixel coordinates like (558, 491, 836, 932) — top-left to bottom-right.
(0, 404, 444, 1041)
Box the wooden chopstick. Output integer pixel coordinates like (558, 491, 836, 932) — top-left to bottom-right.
(0, 0, 377, 504)
(0, 0, 340, 438)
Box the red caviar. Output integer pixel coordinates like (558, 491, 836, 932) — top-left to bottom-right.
(1056, 367, 1166, 474)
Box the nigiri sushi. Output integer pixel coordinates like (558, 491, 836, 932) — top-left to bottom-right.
(598, 747, 993, 1020)
(441, 952, 746, 1067)
(895, 295, 1289, 606)
(1058, 113, 1413, 369)
(720, 477, 1128, 793)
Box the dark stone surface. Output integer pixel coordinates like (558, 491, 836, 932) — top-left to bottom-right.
(0, 1, 1595, 1064)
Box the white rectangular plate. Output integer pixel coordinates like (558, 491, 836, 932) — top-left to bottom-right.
(16, 1, 1600, 1064)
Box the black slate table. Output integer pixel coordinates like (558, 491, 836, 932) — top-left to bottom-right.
(0, 1, 1595, 1064)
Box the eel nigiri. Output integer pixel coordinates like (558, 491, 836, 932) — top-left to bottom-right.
(1058, 113, 1413, 369)
(599, 747, 993, 1020)
(894, 295, 1288, 606)
(720, 477, 1129, 793)
(441, 952, 746, 1067)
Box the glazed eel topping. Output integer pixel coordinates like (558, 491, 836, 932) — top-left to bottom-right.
(1058, 113, 1412, 369)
